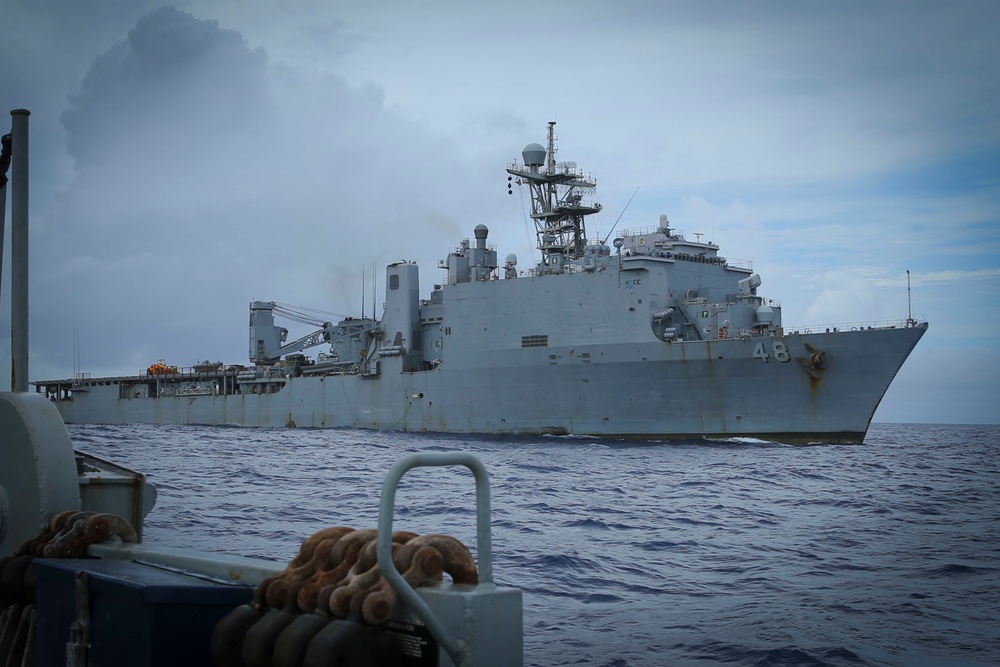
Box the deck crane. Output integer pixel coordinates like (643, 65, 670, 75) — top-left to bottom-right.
(248, 301, 374, 366)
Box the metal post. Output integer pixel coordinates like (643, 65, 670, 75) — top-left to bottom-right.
(11, 109, 29, 391)
(0, 130, 10, 342)
(378, 452, 494, 665)
(0, 176, 6, 323)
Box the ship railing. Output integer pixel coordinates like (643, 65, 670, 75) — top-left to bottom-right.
(725, 257, 753, 271)
(723, 295, 781, 307)
(519, 263, 593, 278)
(620, 225, 684, 239)
(782, 319, 911, 334)
(735, 328, 785, 339)
(175, 386, 215, 396)
(139, 365, 229, 379)
(235, 366, 291, 381)
(441, 241, 498, 258)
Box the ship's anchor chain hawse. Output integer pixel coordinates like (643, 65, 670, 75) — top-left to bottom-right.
(797, 342, 829, 379)
(211, 527, 478, 667)
(0, 511, 139, 666)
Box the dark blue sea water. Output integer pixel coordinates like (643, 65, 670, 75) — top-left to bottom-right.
(69, 423, 999, 667)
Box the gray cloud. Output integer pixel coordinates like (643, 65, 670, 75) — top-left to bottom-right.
(61, 8, 270, 167)
(28, 6, 489, 379)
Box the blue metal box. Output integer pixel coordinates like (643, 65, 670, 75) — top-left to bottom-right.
(32, 558, 252, 667)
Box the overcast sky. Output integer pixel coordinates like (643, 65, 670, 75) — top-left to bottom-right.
(1, 0, 997, 424)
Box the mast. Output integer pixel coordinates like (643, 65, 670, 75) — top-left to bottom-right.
(507, 122, 602, 265)
(906, 270, 915, 328)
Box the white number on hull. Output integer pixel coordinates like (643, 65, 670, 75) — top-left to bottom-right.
(753, 341, 791, 363)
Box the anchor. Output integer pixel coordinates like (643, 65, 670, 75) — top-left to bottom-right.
(798, 342, 828, 378)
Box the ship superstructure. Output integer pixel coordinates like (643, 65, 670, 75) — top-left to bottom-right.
(34, 123, 927, 443)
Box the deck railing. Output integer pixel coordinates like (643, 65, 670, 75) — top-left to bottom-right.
(782, 320, 915, 334)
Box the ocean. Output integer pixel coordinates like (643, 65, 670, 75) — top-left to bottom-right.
(68, 423, 999, 667)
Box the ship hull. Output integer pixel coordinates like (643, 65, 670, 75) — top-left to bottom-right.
(49, 325, 926, 444)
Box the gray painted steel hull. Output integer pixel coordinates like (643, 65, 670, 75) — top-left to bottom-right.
(53, 326, 925, 443)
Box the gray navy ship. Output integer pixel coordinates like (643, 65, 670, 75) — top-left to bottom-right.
(34, 122, 927, 443)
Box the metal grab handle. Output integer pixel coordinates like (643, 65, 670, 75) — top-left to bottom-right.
(377, 452, 493, 665)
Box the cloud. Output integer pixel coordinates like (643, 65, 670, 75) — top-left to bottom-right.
(61, 8, 270, 168)
(27, 7, 492, 379)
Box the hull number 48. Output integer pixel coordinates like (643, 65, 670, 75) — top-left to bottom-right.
(753, 340, 790, 363)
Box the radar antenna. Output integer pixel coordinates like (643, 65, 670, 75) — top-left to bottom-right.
(507, 122, 602, 262)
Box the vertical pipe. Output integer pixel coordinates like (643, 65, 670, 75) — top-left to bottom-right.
(0, 172, 6, 318)
(0, 131, 10, 338)
(10, 109, 29, 392)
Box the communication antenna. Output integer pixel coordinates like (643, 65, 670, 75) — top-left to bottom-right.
(602, 186, 640, 245)
(361, 267, 366, 320)
(906, 270, 915, 328)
